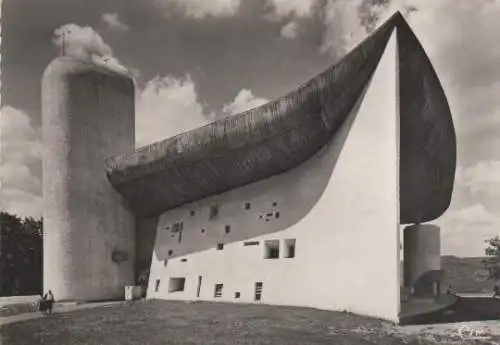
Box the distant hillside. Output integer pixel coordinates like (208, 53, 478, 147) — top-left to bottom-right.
(440, 255, 494, 293)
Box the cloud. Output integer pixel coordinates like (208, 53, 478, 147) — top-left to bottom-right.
(280, 21, 299, 40)
(101, 13, 130, 32)
(222, 89, 269, 115)
(264, 0, 318, 20)
(436, 203, 500, 257)
(154, 0, 241, 19)
(460, 160, 500, 196)
(136, 75, 215, 147)
(0, 106, 42, 218)
(52, 23, 135, 75)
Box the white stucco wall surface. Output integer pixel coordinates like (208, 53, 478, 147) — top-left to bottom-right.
(148, 31, 400, 322)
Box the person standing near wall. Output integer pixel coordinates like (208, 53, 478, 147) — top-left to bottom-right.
(44, 290, 55, 314)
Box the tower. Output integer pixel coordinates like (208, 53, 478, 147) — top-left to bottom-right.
(41, 57, 136, 301)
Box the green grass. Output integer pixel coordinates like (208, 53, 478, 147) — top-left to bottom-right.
(1, 299, 496, 345)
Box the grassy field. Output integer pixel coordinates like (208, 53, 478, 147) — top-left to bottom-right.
(1, 299, 498, 345)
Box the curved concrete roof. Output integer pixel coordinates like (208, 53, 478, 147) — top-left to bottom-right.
(104, 12, 456, 222)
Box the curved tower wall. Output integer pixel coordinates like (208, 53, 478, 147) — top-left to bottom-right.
(403, 224, 441, 289)
(42, 57, 136, 301)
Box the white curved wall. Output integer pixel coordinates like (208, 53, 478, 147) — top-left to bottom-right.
(403, 224, 441, 287)
(42, 57, 136, 301)
(148, 31, 401, 322)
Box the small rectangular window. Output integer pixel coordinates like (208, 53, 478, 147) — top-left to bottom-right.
(275, 212, 280, 219)
(255, 282, 263, 301)
(264, 240, 279, 259)
(209, 205, 219, 220)
(214, 284, 223, 298)
(245, 203, 251, 210)
(168, 277, 186, 293)
(235, 292, 241, 299)
(225, 225, 231, 234)
(181, 258, 187, 262)
(164, 260, 168, 267)
(244, 241, 259, 246)
(172, 221, 183, 233)
(190, 210, 196, 216)
(217, 242, 224, 251)
(154, 279, 161, 292)
(284, 239, 296, 258)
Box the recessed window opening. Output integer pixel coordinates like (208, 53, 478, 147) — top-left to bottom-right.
(235, 292, 241, 299)
(244, 241, 259, 246)
(264, 240, 280, 259)
(172, 221, 183, 233)
(217, 242, 224, 251)
(168, 250, 173, 256)
(168, 277, 186, 293)
(154, 279, 161, 292)
(255, 282, 263, 301)
(209, 205, 219, 220)
(181, 258, 187, 262)
(225, 225, 231, 234)
(272, 202, 277, 207)
(214, 284, 223, 298)
(275, 212, 280, 219)
(284, 239, 296, 258)
(201, 228, 206, 234)
(164, 260, 168, 267)
(245, 203, 251, 210)
(164, 226, 170, 231)
(190, 210, 196, 216)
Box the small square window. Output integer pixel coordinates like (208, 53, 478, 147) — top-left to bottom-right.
(201, 228, 206, 234)
(264, 240, 279, 259)
(272, 202, 277, 207)
(235, 292, 241, 299)
(168, 250, 173, 256)
(217, 242, 224, 251)
(168, 277, 186, 293)
(245, 203, 251, 210)
(214, 284, 223, 298)
(284, 239, 296, 258)
(209, 205, 219, 220)
(225, 225, 231, 234)
(190, 210, 196, 216)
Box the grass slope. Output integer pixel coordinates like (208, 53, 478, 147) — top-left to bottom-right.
(1, 300, 495, 345)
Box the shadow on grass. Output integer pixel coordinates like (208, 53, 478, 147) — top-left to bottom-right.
(407, 297, 500, 325)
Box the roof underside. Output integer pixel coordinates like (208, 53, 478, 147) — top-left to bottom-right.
(104, 12, 456, 222)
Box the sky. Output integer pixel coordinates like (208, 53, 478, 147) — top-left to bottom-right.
(1, 0, 500, 257)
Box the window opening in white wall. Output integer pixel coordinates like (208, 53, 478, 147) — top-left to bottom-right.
(225, 225, 231, 234)
(245, 202, 251, 210)
(181, 258, 187, 262)
(172, 221, 183, 233)
(209, 205, 219, 220)
(235, 292, 241, 299)
(214, 284, 223, 298)
(168, 250, 173, 256)
(264, 240, 279, 259)
(217, 242, 224, 251)
(244, 241, 259, 246)
(168, 277, 186, 293)
(201, 228, 206, 234)
(255, 282, 263, 301)
(154, 279, 161, 292)
(196, 276, 202, 298)
(284, 239, 296, 258)
(163, 260, 168, 267)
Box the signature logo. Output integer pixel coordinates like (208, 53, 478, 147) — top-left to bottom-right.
(457, 325, 496, 343)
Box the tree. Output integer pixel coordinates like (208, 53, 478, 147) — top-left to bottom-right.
(0, 211, 43, 296)
(482, 236, 500, 281)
